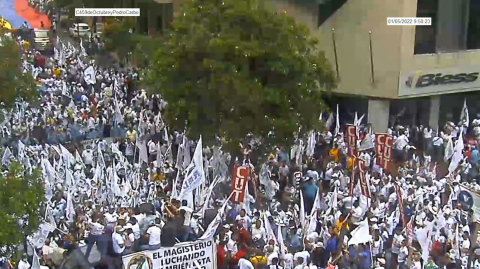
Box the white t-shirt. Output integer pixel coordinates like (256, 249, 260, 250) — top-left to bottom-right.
(236, 215, 251, 230)
(82, 149, 93, 165)
(148, 140, 158, 154)
(104, 212, 118, 224)
(18, 260, 30, 269)
(398, 246, 408, 262)
(132, 223, 141, 239)
(238, 258, 255, 269)
(179, 206, 193, 226)
(284, 253, 294, 269)
(147, 226, 162, 245)
(293, 251, 310, 266)
(112, 232, 125, 254)
(392, 234, 405, 254)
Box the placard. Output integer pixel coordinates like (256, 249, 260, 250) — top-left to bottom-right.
(122, 240, 216, 269)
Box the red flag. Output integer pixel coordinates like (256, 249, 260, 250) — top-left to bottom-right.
(349, 156, 356, 196)
(375, 133, 394, 172)
(231, 165, 250, 203)
(395, 184, 407, 228)
(346, 125, 357, 157)
(357, 158, 369, 198)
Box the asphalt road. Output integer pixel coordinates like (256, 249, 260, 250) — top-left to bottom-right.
(79, 243, 101, 264)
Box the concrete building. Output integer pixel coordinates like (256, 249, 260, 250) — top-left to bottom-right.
(269, 0, 480, 132)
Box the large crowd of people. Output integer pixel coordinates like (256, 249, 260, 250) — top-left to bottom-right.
(2, 13, 480, 269)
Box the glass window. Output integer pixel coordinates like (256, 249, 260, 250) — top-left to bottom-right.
(318, 0, 348, 27)
(34, 31, 48, 38)
(467, 0, 480, 49)
(414, 0, 438, 54)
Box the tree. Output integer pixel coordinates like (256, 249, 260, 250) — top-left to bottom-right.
(0, 161, 45, 255)
(150, 0, 335, 158)
(0, 36, 37, 109)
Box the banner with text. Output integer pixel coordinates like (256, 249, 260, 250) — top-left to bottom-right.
(346, 125, 357, 157)
(375, 133, 393, 172)
(357, 158, 369, 198)
(231, 165, 250, 203)
(122, 240, 216, 269)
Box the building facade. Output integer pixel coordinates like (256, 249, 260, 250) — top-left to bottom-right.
(268, 0, 480, 132)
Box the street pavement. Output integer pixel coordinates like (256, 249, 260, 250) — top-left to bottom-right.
(79, 243, 101, 264)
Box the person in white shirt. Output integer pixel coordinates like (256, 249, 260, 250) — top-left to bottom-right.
(236, 209, 252, 230)
(178, 206, 194, 242)
(112, 226, 125, 256)
(293, 250, 310, 267)
(283, 251, 294, 269)
(269, 257, 284, 269)
(398, 241, 409, 269)
(104, 207, 118, 231)
(293, 256, 306, 269)
(251, 219, 267, 244)
(85, 217, 105, 259)
(238, 257, 255, 269)
(82, 146, 93, 167)
(123, 223, 135, 254)
(141, 218, 162, 250)
(147, 139, 158, 162)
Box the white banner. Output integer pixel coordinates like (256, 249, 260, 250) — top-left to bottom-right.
(358, 134, 374, 151)
(84, 66, 96, 85)
(122, 240, 216, 269)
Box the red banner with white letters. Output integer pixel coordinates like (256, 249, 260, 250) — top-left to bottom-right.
(349, 156, 356, 196)
(231, 165, 250, 203)
(395, 184, 407, 228)
(357, 158, 369, 198)
(375, 133, 393, 172)
(346, 125, 357, 157)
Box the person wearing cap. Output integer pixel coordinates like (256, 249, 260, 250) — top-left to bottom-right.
(111, 225, 125, 267)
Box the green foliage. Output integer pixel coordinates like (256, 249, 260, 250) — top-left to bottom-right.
(0, 35, 37, 108)
(0, 161, 45, 254)
(103, 18, 138, 62)
(150, 0, 336, 154)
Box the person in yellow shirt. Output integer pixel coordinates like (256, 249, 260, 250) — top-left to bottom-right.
(23, 40, 30, 52)
(329, 143, 340, 163)
(52, 67, 61, 78)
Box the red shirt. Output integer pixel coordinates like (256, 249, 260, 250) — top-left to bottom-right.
(217, 245, 225, 268)
(232, 249, 246, 263)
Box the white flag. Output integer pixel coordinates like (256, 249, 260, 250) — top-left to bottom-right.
(416, 221, 434, 263)
(348, 219, 372, 245)
(306, 131, 315, 158)
(300, 190, 306, 230)
(84, 66, 96, 85)
(444, 137, 454, 162)
(449, 130, 464, 173)
(2, 147, 12, 166)
(113, 97, 124, 125)
(179, 137, 205, 199)
(136, 138, 149, 165)
(460, 98, 469, 127)
(335, 104, 340, 136)
(277, 223, 286, 259)
(264, 212, 277, 245)
(200, 192, 233, 240)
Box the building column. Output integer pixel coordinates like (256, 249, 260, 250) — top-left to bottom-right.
(428, 95, 440, 130)
(367, 99, 390, 132)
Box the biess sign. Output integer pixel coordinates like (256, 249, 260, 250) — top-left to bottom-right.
(231, 165, 249, 203)
(346, 125, 357, 157)
(375, 133, 393, 172)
